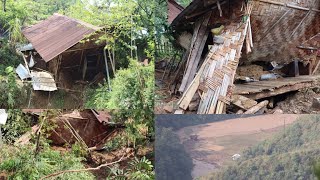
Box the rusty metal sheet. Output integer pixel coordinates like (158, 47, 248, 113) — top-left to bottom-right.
(168, 0, 185, 24)
(22, 13, 100, 62)
(90, 109, 112, 124)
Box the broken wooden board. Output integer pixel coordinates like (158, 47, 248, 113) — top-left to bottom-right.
(234, 75, 320, 99)
(231, 95, 258, 110)
(243, 100, 269, 114)
(179, 12, 212, 93)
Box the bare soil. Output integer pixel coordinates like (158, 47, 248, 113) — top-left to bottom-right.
(236, 64, 269, 80)
(277, 86, 320, 114)
(177, 114, 300, 179)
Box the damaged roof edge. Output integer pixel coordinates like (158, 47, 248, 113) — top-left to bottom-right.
(168, 0, 185, 24)
(171, 0, 219, 27)
(22, 13, 102, 62)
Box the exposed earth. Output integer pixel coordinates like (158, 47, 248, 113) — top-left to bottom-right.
(176, 114, 301, 179)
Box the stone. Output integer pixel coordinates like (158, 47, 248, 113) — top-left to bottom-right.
(163, 105, 173, 113)
(189, 101, 199, 111)
(312, 97, 320, 109)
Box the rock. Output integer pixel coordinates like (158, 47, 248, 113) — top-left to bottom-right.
(191, 93, 200, 102)
(273, 109, 283, 114)
(174, 109, 184, 114)
(268, 98, 274, 108)
(312, 97, 320, 109)
(163, 105, 173, 113)
(189, 101, 199, 111)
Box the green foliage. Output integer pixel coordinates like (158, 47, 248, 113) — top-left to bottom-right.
(0, 109, 32, 144)
(71, 142, 88, 158)
(0, 0, 77, 44)
(88, 60, 154, 147)
(108, 156, 155, 180)
(0, 41, 21, 74)
(203, 115, 320, 180)
(176, 0, 192, 7)
(315, 162, 320, 180)
(0, 143, 95, 179)
(104, 133, 126, 152)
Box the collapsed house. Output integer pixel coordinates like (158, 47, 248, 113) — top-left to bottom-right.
(163, 0, 320, 114)
(18, 109, 118, 150)
(16, 13, 109, 91)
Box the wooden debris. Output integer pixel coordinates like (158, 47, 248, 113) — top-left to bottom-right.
(174, 109, 184, 114)
(243, 100, 269, 114)
(234, 75, 320, 100)
(179, 12, 212, 93)
(312, 59, 320, 75)
(177, 2, 254, 114)
(231, 95, 257, 110)
(258, 0, 320, 13)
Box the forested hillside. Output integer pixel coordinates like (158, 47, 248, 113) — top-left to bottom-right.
(202, 115, 320, 180)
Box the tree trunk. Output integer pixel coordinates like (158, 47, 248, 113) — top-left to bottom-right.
(2, 0, 6, 12)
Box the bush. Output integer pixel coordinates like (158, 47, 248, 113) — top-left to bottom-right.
(87, 60, 155, 147)
(204, 115, 320, 180)
(0, 109, 32, 144)
(108, 156, 154, 180)
(0, 66, 28, 108)
(0, 41, 21, 74)
(0, 143, 95, 179)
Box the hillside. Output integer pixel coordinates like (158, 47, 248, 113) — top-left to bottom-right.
(201, 115, 320, 180)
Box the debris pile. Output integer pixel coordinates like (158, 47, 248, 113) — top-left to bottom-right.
(156, 0, 320, 114)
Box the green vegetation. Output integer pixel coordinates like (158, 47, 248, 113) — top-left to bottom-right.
(0, 143, 95, 180)
(0, 109, 32, 143)
(202, 115, 320, 180)
(0, 67, 27, 108)
(88, 60, 154, 148)
(0, 109, 154, 179)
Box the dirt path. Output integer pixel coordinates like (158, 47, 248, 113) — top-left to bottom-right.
(177, 114, 301, 179)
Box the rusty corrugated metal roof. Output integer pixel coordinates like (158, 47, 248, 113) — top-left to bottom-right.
(22, 13, 100, 62)
(168, 0, 184, 24)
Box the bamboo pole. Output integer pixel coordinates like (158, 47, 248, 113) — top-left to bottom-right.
(257, 0, 320, 12)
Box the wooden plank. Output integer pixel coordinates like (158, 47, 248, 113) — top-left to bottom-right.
(186, 13, 211, 88)
(257, 0, 320, 13)
(243, 100, 269, 114)
(178, 45, 222, 110)
(179, 14, 209, 92)
(312, 58, 320, 75)
(243, 82, 314, 100)
(231, 95, 257, 110)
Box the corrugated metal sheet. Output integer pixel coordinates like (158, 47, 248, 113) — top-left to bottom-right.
(22, 13, 100, 62)
(31, 71, 57, 91)
(16, 64, 31, 80)
(0, 109, 8, 125)
(90, 109, 111, 124)
(168, 0, 184, 24)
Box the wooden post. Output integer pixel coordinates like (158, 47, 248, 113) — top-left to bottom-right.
(103, 48, 111, 90)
